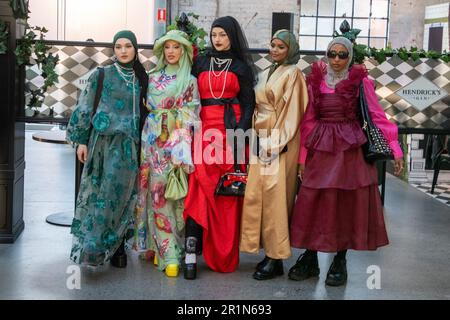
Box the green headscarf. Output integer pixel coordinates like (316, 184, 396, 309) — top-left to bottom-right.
(272, 29, 301, 65)
(268, 29, 301, 79)
(113, 30, 138, 50)
(113, 30, 138, 68)
(152, 30, 194, 97)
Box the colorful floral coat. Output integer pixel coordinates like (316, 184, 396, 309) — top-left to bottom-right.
(133, 66, 200, 270)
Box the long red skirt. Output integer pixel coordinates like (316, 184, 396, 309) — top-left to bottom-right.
(184, 104, 245, 273)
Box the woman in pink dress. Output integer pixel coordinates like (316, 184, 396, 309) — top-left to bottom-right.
(288, 37, 404, 286)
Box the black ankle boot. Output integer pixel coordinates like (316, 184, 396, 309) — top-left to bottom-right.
(253, 258, 284, 280)
(325, 255, 347, 286)
(110, 241, 127, 268)
(288, 251, 320, 281)
(184, 236, 198, 280)
(184, 262, 197, 280)
(255, 256, 270, 270)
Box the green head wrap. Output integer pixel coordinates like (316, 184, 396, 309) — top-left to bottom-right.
(152, 30, 194, 97)
(113, 30, 138, 68)
(113, 30, 138, 50)
(272, 29, 301, 65)
(267, 29, 301, 80)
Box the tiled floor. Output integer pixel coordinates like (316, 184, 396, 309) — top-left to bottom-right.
(0, 131, 450, 300)
(411, 183, 450, 207)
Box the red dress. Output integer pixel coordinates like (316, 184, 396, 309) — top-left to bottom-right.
(289, 62, 390, 252)
(184, 54, 254, 272)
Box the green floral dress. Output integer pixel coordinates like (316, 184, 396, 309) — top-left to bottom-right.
(133, 65, 200, 271)
(67, 64, 141, 266)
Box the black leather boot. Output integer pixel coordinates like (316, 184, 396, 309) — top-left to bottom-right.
(186, 218, 203, 255)
(325, 255, 347, 286)
(288, 251, 320, 281)
(110, 240, 127, 268)
(183, 236, 198, 280)
(253, 257, 284, 280)
(255, 256, 270, 270)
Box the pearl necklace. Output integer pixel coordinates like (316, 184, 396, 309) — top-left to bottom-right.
(114, 63, 138, 131)
(114, 63, 136, 87)
(209, 57, 232, 99)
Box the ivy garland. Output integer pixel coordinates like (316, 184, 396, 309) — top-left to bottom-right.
(16, 25, 59, 108)
(9, 0, 29, 20)
(334, 20, 450, 64)
(0, 0, 59, 109)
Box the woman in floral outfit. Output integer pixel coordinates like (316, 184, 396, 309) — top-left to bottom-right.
(133, 30, 200, 277)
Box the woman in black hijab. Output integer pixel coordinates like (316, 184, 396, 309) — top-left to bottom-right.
(183, 16, 256, 279)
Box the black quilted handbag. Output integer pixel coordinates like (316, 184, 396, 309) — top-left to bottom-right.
(214, 167, 247, 197)
(358, 82, 394, 163)
(215, 139, 247, 197)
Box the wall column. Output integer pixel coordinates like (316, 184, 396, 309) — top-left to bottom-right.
(0, 0, 25, 243)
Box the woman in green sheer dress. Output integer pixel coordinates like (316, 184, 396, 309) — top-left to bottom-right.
(66, 30, 148, 268)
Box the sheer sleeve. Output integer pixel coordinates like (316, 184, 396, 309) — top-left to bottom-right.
(66, 69, 100, 145)
(363, 77, 403, 159)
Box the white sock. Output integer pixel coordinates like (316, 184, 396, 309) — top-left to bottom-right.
(185, 253, 196, 264)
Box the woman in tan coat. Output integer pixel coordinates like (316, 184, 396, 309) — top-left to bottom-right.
(240, 29, 308, 280)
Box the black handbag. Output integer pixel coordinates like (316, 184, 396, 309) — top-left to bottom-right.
(358, 82, 394, 163)
(215, 139, 247, 197)
(88, 67, 104, 136)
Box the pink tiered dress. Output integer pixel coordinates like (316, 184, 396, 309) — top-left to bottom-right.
(289, 61, 403, 252)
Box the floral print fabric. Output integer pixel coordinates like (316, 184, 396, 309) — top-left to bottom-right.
(133, 67, 200, 271)
(66, 64, 141, 265)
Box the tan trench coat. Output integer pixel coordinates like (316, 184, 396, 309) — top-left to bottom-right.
(240, 64, 308, 259)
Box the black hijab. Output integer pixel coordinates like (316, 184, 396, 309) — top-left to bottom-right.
(210, 16, 256, 85)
